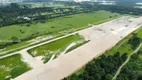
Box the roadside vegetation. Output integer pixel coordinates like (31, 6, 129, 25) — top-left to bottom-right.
(0, 54, 31, 80)
(28, 34, 87, 63)
(64, 27, 142, 80)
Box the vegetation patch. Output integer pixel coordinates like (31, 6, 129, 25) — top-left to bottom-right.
(28, 34, 86, 63)
(0, 54, 31, 80)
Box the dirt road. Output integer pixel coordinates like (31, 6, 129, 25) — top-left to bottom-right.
(112, 43, 142, 80)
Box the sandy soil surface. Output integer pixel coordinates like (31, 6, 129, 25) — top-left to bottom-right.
(15, 16, 142, 80)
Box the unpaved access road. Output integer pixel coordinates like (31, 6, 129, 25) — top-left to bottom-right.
(15, 16, 142, 80)
(112, 43, 142, 80)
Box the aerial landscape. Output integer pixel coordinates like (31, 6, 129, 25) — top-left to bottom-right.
(0, 0, 142, 80)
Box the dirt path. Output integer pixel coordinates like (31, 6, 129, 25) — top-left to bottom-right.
(49, 42, 77, 62)
(112, 43, 142, 80)
(0, 52, 19, 60)
(19, 50, 44, 68)
(60, 42, 77, 56)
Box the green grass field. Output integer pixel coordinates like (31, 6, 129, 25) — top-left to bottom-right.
(0, 10, 120, 42)
(0, 10, 120, 56)
(0, 54, 31, 80)
(28, 34, 86, 63)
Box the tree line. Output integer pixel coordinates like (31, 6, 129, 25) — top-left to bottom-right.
(64, 52, 127, 80)
(0, 3, 87, 28)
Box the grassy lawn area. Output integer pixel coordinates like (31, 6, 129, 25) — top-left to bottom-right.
(0, 54, 31, 80)
(139, 52, 142, 59)
(28, 34, 86, 63)
(135, 27, 142, 38)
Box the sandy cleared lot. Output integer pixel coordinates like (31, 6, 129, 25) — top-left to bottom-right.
(15, 16, 142, 80)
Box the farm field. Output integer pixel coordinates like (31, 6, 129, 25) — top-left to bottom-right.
(0, 10, 120, 56)
(64, 27, 142, 80)
(0, 54, 31, 80)
(28, 34, 87, 63)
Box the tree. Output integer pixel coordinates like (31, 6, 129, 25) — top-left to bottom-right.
(11, 36, 20, 44)
(10, 3, 20, 9)
(128, 35, 141, 49)
(105, 74, 113, 80)
(121, 53, 127, 61)
(137, 76, 142, 80)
